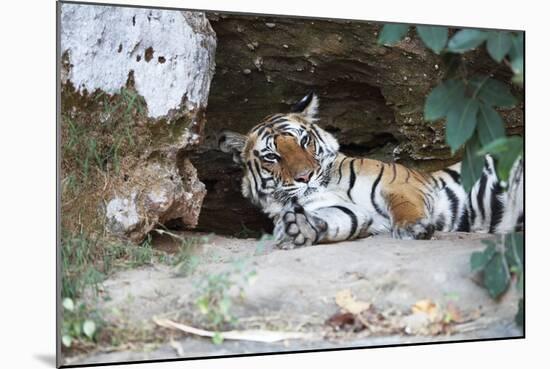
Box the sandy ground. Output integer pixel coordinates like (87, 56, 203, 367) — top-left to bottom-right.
(64, 232, 522, 366)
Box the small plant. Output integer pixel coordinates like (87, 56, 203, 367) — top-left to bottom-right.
(61, 232, 106, 299)
(61, 231, 169, 353)
(470, 233, 524, 325)
(61, 297, 102, 349)
(194, 260, 257, 343)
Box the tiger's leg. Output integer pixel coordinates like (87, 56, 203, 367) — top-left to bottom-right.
(385, 191, 435, 240)
(274, 201, 372, 249)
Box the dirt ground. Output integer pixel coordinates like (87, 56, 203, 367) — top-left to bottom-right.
(63, 232, 522, 366)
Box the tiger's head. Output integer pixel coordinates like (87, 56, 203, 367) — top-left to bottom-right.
(218, 93, 339, 210)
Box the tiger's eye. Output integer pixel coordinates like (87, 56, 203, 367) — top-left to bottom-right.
(263, 153, 279, 161)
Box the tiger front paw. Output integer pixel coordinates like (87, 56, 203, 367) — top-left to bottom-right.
(274, 204, 327, 249)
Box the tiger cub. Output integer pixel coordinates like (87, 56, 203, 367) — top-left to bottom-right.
(219, 93, 523, 249)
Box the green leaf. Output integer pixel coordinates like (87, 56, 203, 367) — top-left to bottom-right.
(416, 26, 448, 54)
(424, 80, 466, 121)
(479, 136, 523, 181)
(62, 298, 75, 312)
(197, 297, 209, 314)
(475, 78, 517, 108)
(486, 31, 512, 62)
(471, 242, 496, 272)
(445, 98, 479, 152)
(504, 233, 524, 270)
(448, 29, 488, 53)
(461, 134, 485, 192)
(212, 332, 224, 345)
(476, 104, 506, 147)
(62, 335, 73, 348)
(483, 253, 510, 299)
(83, 320, 96, 339)
(509, 33, 524, 75)
(378, 24, 410, 45)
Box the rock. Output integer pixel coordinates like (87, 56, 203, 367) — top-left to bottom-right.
(193, 13, 524, 235)
(60, 3, 215, 241)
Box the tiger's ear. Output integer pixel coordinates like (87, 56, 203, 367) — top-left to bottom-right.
(218, 130, 247, 165)
(290, 92, 319, 122)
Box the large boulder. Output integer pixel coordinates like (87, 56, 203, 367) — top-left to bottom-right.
(60, 4, 216, 241)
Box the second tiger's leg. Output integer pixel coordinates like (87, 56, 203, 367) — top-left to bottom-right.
(385, 189, 434, 240)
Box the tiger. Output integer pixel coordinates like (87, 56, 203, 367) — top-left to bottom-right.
(218, 92, 524, 249)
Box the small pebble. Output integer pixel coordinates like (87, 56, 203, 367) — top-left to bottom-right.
(283, 44, 289, 49)
(242, 68, 252, 75)
(265, 22, 276, 28)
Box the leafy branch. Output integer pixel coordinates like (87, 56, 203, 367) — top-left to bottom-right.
(378, 25, 523, 191)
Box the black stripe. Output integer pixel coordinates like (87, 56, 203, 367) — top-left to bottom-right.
(444, 186, 459, 228)
(477, 172, 488, 221)
(253, 160, 267, 189)
(267, 114, 283, 122)
(331, 206, 358, 240)
(389, 163, 397, 184)
(274, 123, 290, 130)
(371, 165, 388, 218)
(457, 206, 471, 232)
(468, 193, 476, 226)
(257, 126, 266, 137)
(489, 182, 504, 233)
(270, 118, 288, 124)
(310, 124, 326, 145)
(405, 168, 411, 183)
(347, 160, 357, 201)
(337, 158, 346, 184)
(246, 161, 260, 197)
(443, 168, 461, 184)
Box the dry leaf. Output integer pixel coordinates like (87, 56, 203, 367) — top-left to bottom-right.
(335, 289, 371, 314)
(411, 299, 439, 321)
(326, 312, 365, 332)
(153, 317, 314, 343)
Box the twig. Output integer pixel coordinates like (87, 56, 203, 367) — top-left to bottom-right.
(153, 317, 315, 343)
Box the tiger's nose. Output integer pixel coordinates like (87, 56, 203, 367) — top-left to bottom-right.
(294, 170, 313, 183)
